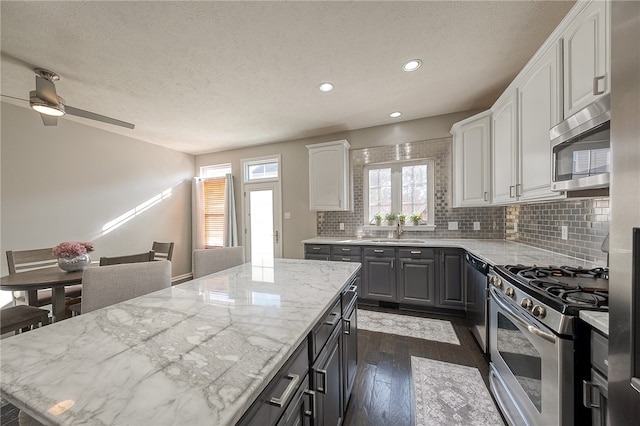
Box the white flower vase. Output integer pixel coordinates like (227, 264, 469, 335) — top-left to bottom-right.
(57, 253, 91, 272)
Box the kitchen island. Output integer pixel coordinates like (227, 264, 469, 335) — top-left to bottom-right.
(0, 259, 360, 425)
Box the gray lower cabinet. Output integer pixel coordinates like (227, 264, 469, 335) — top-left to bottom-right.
(397, 248, 436, 306)
(312, 318, 343, 426)
(238, 339, 310, 426)
(436, 249, 465, 309)
(363, 247, 396, 301)
(331, 246, 363, 299)
(277, 376, 314, 426)
(342, 287, 358, 410)
(305, 244, 330, 261)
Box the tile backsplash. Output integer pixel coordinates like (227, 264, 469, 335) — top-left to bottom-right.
(315, 137, 610, 265)
(505, 198, 610, 265)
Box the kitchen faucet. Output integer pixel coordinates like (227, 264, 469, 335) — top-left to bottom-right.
(395, 222, 404, 239)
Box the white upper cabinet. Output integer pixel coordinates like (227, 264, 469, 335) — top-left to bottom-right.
(307, 140, 350, 211)
(451, 111, 492, 207)
(491, 92, 518, 204)
(563, 0, 609, 118)
(517, 42, 565, 202)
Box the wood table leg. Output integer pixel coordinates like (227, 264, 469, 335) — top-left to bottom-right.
(51, 287, 66, 322)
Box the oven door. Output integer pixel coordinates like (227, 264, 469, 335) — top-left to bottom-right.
(489, 287, 574, 425)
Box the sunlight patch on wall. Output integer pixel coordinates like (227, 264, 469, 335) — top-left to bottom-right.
(101, 188, 173, 235)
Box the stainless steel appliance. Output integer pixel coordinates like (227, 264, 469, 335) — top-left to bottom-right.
(465, 252, 490, 354)
(550, 94, 610, 192)
(608, 1, 640, 422)
(488, 265, 608, 425)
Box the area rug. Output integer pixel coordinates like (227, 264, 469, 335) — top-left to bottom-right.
(411, 357, 504, 426)
(357, 309, 460, 345)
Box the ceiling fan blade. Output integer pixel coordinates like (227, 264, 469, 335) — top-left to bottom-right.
(64, 105, 135, 129)
(40, 114, 58, 126)
(35, 76, 59, 104)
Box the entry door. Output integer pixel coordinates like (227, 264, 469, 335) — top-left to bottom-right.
(244, 182, 282, 265)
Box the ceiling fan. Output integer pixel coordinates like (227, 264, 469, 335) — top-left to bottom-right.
(28, 68, 135, 129)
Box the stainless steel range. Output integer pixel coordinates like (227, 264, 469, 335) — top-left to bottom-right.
(488, 264, 608, 426)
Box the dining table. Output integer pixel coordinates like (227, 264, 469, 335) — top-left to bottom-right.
(0, 267, 84, 322)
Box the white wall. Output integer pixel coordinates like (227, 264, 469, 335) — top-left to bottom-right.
(0, 102, 194, 281)
(195, 110, 481, 259)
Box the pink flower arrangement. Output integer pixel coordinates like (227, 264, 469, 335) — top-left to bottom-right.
(52, 241, 95, 259)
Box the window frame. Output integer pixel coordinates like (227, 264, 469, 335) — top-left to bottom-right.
(242, 155, 281, 183)
(363, 158, 435, 228)
(200, 163, 232, 178)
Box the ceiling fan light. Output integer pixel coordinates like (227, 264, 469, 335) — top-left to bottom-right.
(29, 91, 65, 116)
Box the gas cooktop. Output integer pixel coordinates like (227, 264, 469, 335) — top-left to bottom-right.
(495, 264, 609, 315)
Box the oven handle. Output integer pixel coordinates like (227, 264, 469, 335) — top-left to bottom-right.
(490, 286, 557, 344)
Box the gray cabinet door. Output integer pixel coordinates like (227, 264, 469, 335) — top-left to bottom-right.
(397, 258, 436, 306)
(363, 256, 396, 301)
(342, 302, 357, 409)
(437, 249, 465, 309)
(312, 325, 343, 426)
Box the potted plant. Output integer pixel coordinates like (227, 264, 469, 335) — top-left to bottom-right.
(385, 212, 397, 226)
(410, 213, 422, 226)
(398, 213, 406, 225)
(374, 213, 382, 226)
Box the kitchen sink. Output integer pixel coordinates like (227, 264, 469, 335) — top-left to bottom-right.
(366, 238, 425, 243)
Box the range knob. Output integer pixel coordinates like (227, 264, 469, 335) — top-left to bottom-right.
(521, 298, 533, 310)
(532, 305, 546, 318)
(490, 276, 502, 288)
(505, 287, 515, 298)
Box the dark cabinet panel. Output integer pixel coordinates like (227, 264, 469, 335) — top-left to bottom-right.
(437, 249, 465, 309)
(397, 258, 436, 306)
(342, 300, 357, 409)
(363, 254, 396, 301)
(277, 376, 313, 426)
(312, 324, 343, 426)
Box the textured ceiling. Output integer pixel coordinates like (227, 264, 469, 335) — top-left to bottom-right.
(1, 1, 574, 155)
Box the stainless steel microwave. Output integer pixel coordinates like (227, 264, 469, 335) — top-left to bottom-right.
(550, 94, 610, 191)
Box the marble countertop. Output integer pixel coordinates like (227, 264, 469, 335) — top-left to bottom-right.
(302, 237, 603, 268)
(579, 311, 609, 336)
(0, 259, 360, 426)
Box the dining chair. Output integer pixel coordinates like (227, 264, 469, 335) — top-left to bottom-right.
(192, 246, 245, 279)
(0, 305, 50, 336)
(80, 260, 171, 314)
(99, 251, 155, 266)
(6, 248, 82, 307)
(151, 241, 174, 261)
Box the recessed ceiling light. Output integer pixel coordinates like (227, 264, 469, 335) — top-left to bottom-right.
(318, 82, 334, 92)
(402, 59, 422, 72)
(389, 111, 402, 118)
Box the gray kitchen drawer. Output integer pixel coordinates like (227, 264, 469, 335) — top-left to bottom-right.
(397, 248, 435, 259)
(363, 247, 395, 257)
(330, 254, 361, 263)
(331, 245, 362, 255)
(591, 329, 608, 377)
(310, 298, 341, 361)
(305, 244, 330, 255)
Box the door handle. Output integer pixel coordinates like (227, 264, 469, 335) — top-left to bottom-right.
(316, 369, 327, 394)
(268, 373, 300, 407)
(304, 389, 316, 420)
(593, 75, 605, 95)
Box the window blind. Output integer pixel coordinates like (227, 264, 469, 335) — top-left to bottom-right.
(204, 178, 226, 248)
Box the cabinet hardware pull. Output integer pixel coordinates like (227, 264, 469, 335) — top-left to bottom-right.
(341, 248, 350, 251)
(304, 390, 316, 419)
(391, 259, 395, 269)
(593, 75, 605, 95)
(582, 380, 602, 409)
(410, 250, 421, 254)
(316, 369, 328, 394)
(342, 257, 351, 261)
(268, 373, 300, 407)
(324, 312, 340, 327)
(312, 247, 321, 250)
(374, 249, 384, 253)
(509, 185, 515, 198)
(344, 318, 351, 335)
(484, 191, 488, 202)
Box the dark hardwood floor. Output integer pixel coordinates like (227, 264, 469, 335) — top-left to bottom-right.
(343, 305, 491, 426)
(0, 306, 491, 426)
